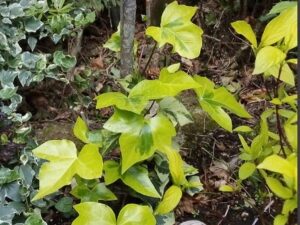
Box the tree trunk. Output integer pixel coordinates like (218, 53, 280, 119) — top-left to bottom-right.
(120, 0, 137, 77)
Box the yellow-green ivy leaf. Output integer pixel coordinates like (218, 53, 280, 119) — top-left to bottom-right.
(267, 63, 295, 86)
(73, 202, 116, 225)
(167, 63, 180, 73)
(96, 92, 148, 114)
(121, 165, 161, 198)
(146, 1, 203, 59)
(231, 20, 257, 48)
(103, 25, 121, 52)
(32, 141, 103, 201)
(257, 155, 294, 177)
(161, 146, 186, 186)
(239, 162, 256, 180)
(73, 117, 89, 143)
(155, 185, 182, 215)
(103, 160, 121, 185)
(129, 68, 200, 100)
(282, 198, 297, 215)
(219, 185, 234, 192)
(233, 126, 253, 133)
(117, 204, 156, 225)
(260, 5, 297, 47)
(274, 214, 288, 225)
(266, 177, 293, 199)
(194, 76, 251, 132)
(253, 46, 286, 75)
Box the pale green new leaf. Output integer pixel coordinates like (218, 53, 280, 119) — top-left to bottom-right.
(231, 20, 257, 48)
(194, 76, 250, 131)
(155, 185, 182, 215)
(96, 92, 148, 114)
(146, 1, 203, 59)
(73, 117, 89, 143)
(253, 46, 286, 75)
(257, 155, 294, 177)
(117, 204, 156, 225)
(72, 202, 116, 225)
(267, 62, 295, 86)
(268, 1, 297, 15)
(159, 97, 193, 126)
(121, 165, 161, 198)
(103, 25, 121, 52)
(219, 185, 234, 192)
(32, 141, 103, 200)
(266, 177, 293, 199)
(103, 160, 121, 185)
(200, 100, 232, 131)
(239, 162, 256, 180)
(274, 214, 288, 225)
(282, 198, 297, 215)
(119, 130, 155, 173)
(161, 146, 186, 186)
(260, 5, 297, 47)
(104, 109, 144, 134)
(129, 68, 200, 100)
(233, 126, 253, 133)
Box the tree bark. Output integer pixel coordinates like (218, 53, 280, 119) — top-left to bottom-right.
(120, 0, 136, 77)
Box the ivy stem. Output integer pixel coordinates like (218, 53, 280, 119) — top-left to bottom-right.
(142, 42, 157, 75)
(273, 63, 290, 157)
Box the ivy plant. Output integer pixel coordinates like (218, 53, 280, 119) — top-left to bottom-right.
(31, 2, 251, 224)
(0, 0, 95, 122)
(231, 2, 297, 225)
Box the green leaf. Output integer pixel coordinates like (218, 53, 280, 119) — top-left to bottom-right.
(161, 146, 186, 186)
(104, 26, 121, 52)
(219, 185, 234, 192)
(253, 46, 286, 75)
(71, 183, 117, 202)
(146, 1, 203, 59)
(104, 109, 144, 133)
(284, 122, 297, 150)
(167, 63, 181, 73)
(274, 214, 288, 225)
(260, 5, 297, 47)
(25, 213, 47, 225)
(185, 176, 203, 196)
(103, 160, 121, 185)
(159, 97, 193, 126)
(117, 204, 156, 225)
(266, 177, 293, 199)
(53, 51, 77, 71)
(233, 126, 253, 133)
(194, 76, 250, 131)
(0, 87, 18, 100)
(96, 92, 148, 114)
(32, 141, 103, 200)
(257, 155, 294, 177)
(24, 17, 44, 32)
(231, 20, 257, 48)
(282, 198, 297, 215)
(155, 185, 182, 215)
(0, 168, 19, 184)
(239, 162, 256, 180)
(73, 117, 89, 143)
(268, 1, 297, 15)
(0, 32, 9, 50)
(121, 165, 161, 198)
(267, 63, 295, 86)
(73, 202, 117, 225)
(129, 68, 200, 100)
(55, 196, 73, 213)
(119, 131, 156, 173)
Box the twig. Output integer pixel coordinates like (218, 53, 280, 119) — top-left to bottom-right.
(217, 205, 230, 225)
(142, 42, 157, 75)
